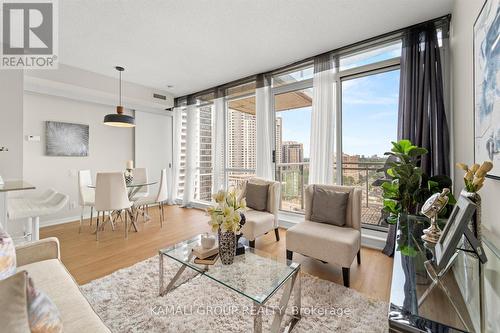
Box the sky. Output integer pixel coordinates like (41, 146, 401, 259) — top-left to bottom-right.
(279, 69, 400, 158)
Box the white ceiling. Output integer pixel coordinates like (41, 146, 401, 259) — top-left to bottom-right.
(60, 0, 453, 97)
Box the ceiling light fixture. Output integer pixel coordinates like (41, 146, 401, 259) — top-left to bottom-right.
(104, 66, 135, 128)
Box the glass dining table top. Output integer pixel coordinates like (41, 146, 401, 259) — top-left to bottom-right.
(87, 181, 157, 188)
(160, 234, 300, 304)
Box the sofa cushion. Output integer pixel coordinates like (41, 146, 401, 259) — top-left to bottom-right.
(17, 259, 110, 333)
(310, 186, 349, 226)
(26, 271, 63, 333)
(0, 271, 31, 332)
(0, 227, 16, 280)
(241, 209, 275, 240)
(286, 220, 360, 268)
(245, 183, 269, 211)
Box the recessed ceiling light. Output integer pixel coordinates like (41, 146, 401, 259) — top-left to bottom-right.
(166, 85, 174, 88)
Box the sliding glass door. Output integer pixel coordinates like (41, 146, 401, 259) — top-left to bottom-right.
(274, 88, 313, 213)
(341, 68, 400, 229)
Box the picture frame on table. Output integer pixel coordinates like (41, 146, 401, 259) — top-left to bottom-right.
(473, 0, 500, 180)
(435, 195, 477, 270)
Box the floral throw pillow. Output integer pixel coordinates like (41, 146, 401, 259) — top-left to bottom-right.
(26, 274, 63, 333)
(0, 227, 16, 280)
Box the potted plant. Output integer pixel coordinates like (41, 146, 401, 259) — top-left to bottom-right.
(455, 161, 493, 251)
(207, 190, 246, 265)
(377, 140, 456, 256)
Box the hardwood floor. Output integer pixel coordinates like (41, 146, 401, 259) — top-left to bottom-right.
(40, 205, 393, 301)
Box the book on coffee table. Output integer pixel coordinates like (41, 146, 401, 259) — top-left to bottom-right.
(192, 245, 218, 259)
(193, 253, 218, 265)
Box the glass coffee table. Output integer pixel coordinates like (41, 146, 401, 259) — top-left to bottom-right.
(159, 234, 301, 333)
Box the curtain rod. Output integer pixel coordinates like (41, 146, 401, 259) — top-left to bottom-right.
(175, 14, 450, 104)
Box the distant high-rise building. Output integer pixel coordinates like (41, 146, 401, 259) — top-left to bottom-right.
(198, 105, 213, 201)
(282, 141, 303, 163)
(227, 108, 256, 170)
(275, 117, 282, 164)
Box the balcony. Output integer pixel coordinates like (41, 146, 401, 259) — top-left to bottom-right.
(276, 161, 387, 229)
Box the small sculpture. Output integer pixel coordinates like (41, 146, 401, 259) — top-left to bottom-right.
(421, 188, 450, 244)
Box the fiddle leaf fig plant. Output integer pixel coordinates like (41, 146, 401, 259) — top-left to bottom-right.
(379, 140, 455, 224)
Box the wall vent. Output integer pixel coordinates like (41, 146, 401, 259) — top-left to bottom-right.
(153, 93, 167, 100)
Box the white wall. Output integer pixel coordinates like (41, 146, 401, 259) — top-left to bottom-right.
(451, 1, 500, 331)
(22, 92, 134, 224)
(0, 70, 24, 180)
(451, 0, 499, 245)
(134, 111, 173, 195)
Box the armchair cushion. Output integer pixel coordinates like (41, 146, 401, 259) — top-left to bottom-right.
(286, 220, 361, 268)
(240, 209, 275, 241)
(245, 183, 269, 211)
(310, 186, 349, 226)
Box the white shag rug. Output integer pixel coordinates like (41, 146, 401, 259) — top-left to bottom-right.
(81, 256, 388, 332)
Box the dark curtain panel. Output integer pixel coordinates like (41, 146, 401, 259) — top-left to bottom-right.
(398, 23, 450, 176)
(384, 24, 450, 257)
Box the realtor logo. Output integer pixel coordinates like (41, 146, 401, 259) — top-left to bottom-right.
(1, 0, 58, 68)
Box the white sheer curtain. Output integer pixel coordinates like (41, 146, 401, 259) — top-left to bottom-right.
(182, 103, 199, 206)
(212, 94, 225, 192)
(309, 54, 336, 184)
(255, 74, 273, 180)
(167, 106, 183, 204)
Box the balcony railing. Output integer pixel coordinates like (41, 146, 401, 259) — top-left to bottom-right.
(276, 161, 387, 228)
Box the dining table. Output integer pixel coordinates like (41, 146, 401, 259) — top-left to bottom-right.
(88, 180, 157, 233)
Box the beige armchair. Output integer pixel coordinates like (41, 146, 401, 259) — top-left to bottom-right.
(286, 185, 362, 287)
(239, 177, 280, 248)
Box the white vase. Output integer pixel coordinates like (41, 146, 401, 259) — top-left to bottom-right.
(201, 233, 216, 249)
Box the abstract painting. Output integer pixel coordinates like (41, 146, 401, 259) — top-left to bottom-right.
(46, 121, 89, 156)
(474, 0, 500, 179)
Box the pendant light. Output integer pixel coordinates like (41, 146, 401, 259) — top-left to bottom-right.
(104, 66, 135, 127)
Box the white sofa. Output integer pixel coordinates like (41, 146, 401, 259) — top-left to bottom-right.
(286, 185, 362, 287)
(15, 238, 110, 332)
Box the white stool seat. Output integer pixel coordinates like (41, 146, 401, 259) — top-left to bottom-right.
(7, 192, 69, 241)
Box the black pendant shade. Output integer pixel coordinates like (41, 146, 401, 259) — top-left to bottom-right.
(104, 66, 135, 128)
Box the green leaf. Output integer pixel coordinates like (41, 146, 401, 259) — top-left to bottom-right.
(387, 214, 398, 224)
(408, 147, 428, 157)
(387, 168, 396, 177)
(400, 245, 418, 257)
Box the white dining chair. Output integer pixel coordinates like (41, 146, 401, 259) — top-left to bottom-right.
(134, 169, 168, 227)
(78, 170, 95, 233)
(94, 172, 132, 241)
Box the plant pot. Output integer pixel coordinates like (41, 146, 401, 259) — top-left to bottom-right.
(218, 230, 236, 265)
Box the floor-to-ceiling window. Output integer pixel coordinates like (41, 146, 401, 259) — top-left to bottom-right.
(338, 40, 401, 230)
(274, 88, 313, 213)
(225, 82, 257, 189)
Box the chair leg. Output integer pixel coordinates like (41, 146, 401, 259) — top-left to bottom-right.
(274, 228, 280, 241)
(342, 267, 350, 288)
(125, 209, 128, 239)
(286, 250, 293, 261)
(249, 240, 255, 248)
(79, 207, 84, 233)
(109, 212, 116, 231)
(90, 206, 94, 227)
(357, 250, 361, 265)
(96, 211, 100, 241)
(159, 203, 163, 228)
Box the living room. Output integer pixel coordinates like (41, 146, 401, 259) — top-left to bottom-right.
(0, 0, 498, 332)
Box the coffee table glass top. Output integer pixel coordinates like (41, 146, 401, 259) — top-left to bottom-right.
(160, 234, 299, 304)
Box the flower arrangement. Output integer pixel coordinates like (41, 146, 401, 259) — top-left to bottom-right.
(456, 161, 493, 192)
(207, 190, 247, 233)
